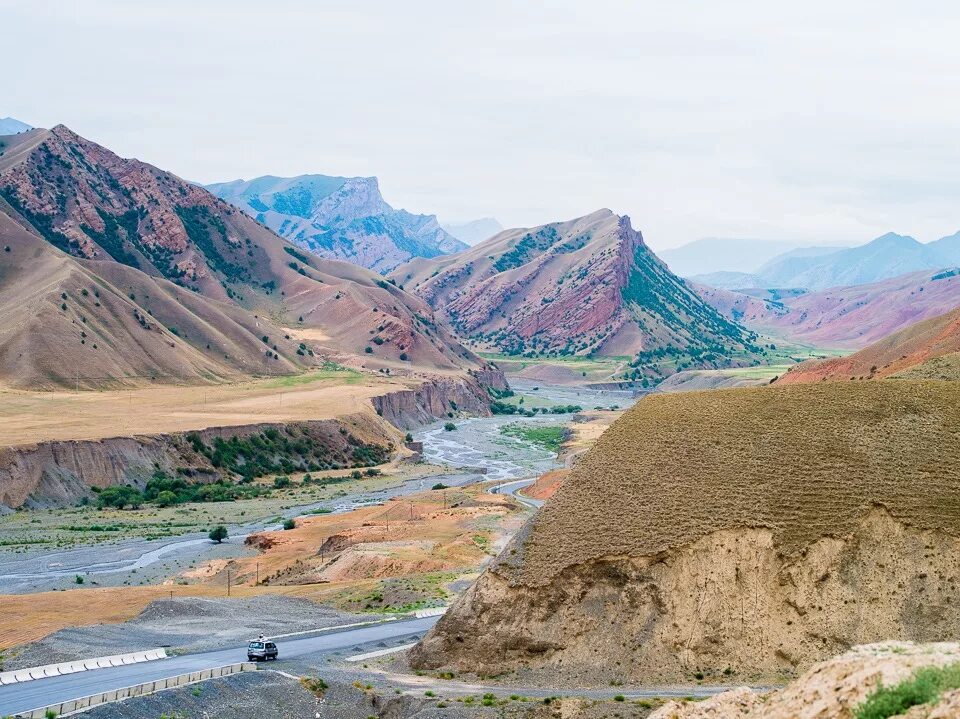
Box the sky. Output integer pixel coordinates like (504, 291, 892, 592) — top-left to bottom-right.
(5, 1, 960, 250)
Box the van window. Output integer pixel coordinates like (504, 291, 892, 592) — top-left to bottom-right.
(266, 643, 276, 649)
(248, 642, 264, 649)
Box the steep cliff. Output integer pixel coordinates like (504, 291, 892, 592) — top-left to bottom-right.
(0, 414, 395, 509)
(411, 381, 960, 683)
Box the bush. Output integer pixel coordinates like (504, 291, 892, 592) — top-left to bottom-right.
(75, 575, 84, 584)
(282, 518, 296, 530)
(209, 525, 228, 543)
(154, 490, 178, 507)
(444, 422, 456, 431)
(431, 482, 449, 490)
(273, 475, 292, 489)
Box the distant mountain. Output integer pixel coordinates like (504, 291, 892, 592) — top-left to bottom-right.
(777, 305, 960, 384)
(441, 217, 503, 246)
(206, 175, 467, 274)
(694, 233, 960, 291)
(694, 267, 960, 350)
(392, 209, 762, 382)
(659, 237, 816, 277)
(0, 117, 32, 135)
(0, 127, 481, 388)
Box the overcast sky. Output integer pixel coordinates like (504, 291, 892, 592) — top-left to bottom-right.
(6, 1, 960, 250)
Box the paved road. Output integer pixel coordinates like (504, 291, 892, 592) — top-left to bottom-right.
(491, 478, 544, 508)
(0, 616, 440, 716)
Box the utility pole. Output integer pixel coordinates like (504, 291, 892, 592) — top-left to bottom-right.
(255, 562, 259, 586)
(227, 569, 231, 597)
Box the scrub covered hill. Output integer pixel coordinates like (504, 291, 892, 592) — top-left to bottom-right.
(0, 126, 482, 387)
(394, 209, 764, 382)
(412, 381, 960, 683)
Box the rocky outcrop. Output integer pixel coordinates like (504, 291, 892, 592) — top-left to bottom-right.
(0, 415, 393, 509)
(371, 367, 508, 429)
(650, 641, 960, 719)
(412, 510, 960, 684)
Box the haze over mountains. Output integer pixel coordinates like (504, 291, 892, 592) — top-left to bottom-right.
(0, 126, 481, 388)
(658, 237, 836, 277)
(393, 209, 764, 381)
(206, 174, 467, 274)
(440, 217, 503, 246)
(0, 117, 32, 135)
(692, 231, 960, 291)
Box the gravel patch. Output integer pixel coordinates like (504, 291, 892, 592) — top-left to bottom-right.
(5, 595, 367, 669)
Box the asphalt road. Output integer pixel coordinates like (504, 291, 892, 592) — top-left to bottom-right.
(0, 615, 440, 715)
(491, 478, 544, 508)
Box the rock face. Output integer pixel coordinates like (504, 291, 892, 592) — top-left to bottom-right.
(393, 210, 762, 382)
(410, 381, 960, 684)
(0, 415, 393, 509)
(650, 642, 960, 719)
(371, 368, 508, 429)
(206, 175, 467, 273)
(0, 127, 485, 386)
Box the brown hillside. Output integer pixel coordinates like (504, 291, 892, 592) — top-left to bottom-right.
(777, 305, 960, 384)
(0, 126, 482, 386)
(392, 210, 761, 381)
(412, 381, 960, 683)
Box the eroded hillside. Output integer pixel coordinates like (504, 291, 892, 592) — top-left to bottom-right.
(394, 210, 762, 382)
(0, 126, 485, 386)
(411, 381, 960, 684)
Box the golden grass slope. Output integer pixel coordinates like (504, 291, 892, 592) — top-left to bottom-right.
(511, 381, 960, 582)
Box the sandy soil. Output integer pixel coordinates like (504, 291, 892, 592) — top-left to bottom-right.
(0, 370, 402, 446)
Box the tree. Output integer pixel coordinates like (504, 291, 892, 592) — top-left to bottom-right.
(154, 490, 178, 507)
(97, 485, 143, 510)
(209, 525, 228, 543)
(444, 422, 457, 432)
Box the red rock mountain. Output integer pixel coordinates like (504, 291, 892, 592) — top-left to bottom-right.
(392, 210, 761, 381)
(693, 268, 960, 350)
(776, 305, 960, 383)
(0, 126, 481, 388)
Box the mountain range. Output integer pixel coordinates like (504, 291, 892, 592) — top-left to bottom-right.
(206, 174, 467, 274)
(694, 267, 960, 350)
(692, 232, 960, 291)
(393, 209, 763, 381)
(0, 126, 480, 388)
(658, 237, 837, 277)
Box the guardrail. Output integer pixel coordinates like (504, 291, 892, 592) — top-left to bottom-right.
(0, 648, 167, 686)
(15, 662, 256, 718)
(414, 606, 448, 618)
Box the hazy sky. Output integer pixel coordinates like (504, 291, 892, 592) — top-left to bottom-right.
(6, 1, 960, 250)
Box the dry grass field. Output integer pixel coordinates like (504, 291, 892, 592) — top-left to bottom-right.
(0, 367, 401, 446)
(516, 380, 960, 581)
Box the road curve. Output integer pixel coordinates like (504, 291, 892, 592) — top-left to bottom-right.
(0, 616, 440, 716)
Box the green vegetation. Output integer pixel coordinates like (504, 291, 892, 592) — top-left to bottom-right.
(443, 422, 457, 431)
(208, 525, 228, 543)
(96, 485, 144, 510)
(500, 424, 570, 453)
(185, 425, 389, 481)
(260, 363, 362, 388)
(855, 663, 960, 719)
(282, 518, 296, 530)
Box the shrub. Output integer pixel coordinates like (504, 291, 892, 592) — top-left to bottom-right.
(96, 485, 143, 510)
(74, 575, 84, 584)
(282, 518, 296, 530)
(273, 475, 292, 489)
(854, 663, 960, 719)
(431, 483, 449, 490)
(614, 695, 625, 702)
(154, 490, 178, 507)
(209, 525, 228, 543)
(444, 422, 456, 431)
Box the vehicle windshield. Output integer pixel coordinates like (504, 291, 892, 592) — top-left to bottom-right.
(248, 642, 264, 649)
